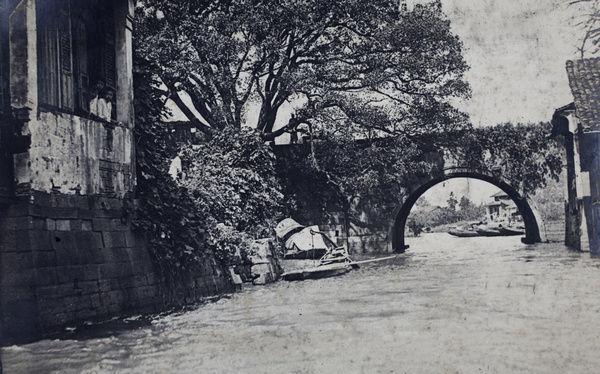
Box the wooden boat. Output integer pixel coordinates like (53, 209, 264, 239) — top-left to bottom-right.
(448, 228, 479, 237)
(448, 221, 483, 237)
(497, 226, 525, 236)
(281, 236, 398, 282)
(475, 227, 505, 236)
(281, 262, 353, 281)
(275, 219, 330, 259)
(282, 241, 355, 281)
(476, 223, 524, 237)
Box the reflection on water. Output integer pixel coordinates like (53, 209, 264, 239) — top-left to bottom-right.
(2, 233, 600, 373)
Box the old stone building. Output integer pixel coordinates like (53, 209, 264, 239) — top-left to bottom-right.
(553, 58, 600, 254)
(0, 0, 232, 345)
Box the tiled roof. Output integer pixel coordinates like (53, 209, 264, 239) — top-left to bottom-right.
(566, 58, 600, 130)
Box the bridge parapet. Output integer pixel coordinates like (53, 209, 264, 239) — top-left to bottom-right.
(443, 166, 498, 178)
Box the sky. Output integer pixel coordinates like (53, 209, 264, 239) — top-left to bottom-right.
(439, 0, 589, 126)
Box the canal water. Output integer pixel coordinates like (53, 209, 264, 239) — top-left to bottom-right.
(2, 233, 600, 373)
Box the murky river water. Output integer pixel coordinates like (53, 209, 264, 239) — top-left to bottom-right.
(3, 233, 600, 373)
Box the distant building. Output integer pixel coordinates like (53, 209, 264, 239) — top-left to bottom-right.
(485, 191, 521, 223)
(552, 58, 600, 253)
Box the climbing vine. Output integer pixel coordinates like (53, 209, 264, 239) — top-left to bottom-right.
(132, 57, 213, 282)
(454, 122, 563, 197)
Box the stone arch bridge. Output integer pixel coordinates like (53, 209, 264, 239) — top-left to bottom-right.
(391, 166, 544, 252)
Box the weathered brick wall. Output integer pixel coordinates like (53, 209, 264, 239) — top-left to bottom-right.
(0, 191, 232, 345)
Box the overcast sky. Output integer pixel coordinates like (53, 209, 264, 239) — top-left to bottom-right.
(439, 0, 589, 126)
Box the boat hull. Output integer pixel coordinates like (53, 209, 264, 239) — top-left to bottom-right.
(497, 227, 525, 236)
(476, 228, 505, 236)
(448, 229, 479, 237)
(283, 248, 328, 260)
(281, 263, 352, 281)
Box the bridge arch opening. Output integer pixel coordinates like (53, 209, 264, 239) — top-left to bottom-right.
(392, 171, 542, 252)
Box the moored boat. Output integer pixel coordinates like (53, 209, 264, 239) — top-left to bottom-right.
(497, 226, 525, 236)
(475, 227, 505, 236)
(278, 221, 398, 281)
(281, 237, 356, 281)
(447, 221, 483, 237)
(476, 223, 524, 237)
(448, 228, 480, 237)
(275, 218, 331, 259)
(281, 262, 353, 281)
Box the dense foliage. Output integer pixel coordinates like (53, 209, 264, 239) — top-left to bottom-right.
(134, 0, 470, 137)
(132, 57, 219, 297)
(408, 195, 486, 235)
(311, 135, 439, 220)
(133, 62, 283, 267)
(178, 128, 284, 262)
(450, 122, 563, 197)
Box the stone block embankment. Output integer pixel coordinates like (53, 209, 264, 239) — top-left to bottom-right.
(0, 191, 232, 345)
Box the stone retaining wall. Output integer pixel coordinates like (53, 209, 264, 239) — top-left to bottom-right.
(0, 191, 233, 345)
(541, 219, 566, 244)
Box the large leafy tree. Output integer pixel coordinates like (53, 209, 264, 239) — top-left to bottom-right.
(135, 0, 470, 138)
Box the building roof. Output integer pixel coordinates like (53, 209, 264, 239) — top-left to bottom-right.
(565, 58, 600, 130)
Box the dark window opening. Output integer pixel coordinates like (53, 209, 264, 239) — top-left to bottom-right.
(99, 159, 116, 193)
(103, 127, 113, 152)
(37, 0, 116, 121)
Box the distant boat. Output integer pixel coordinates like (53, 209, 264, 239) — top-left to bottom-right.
(447, 220, 525, 238)
(447, 221, 483, 237)
(476, 223, 524, 237)
(475, 227, 505, 236)
(497, 226, 525, 236)
(448, 228, 480, 237)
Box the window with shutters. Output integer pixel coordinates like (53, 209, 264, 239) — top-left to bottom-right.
(37, 0, 116, 119)
(99, 159, 117, 194)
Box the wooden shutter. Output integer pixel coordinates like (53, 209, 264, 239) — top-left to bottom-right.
(75, 19, 90, 113)
(58, 4, 74, 111)
(38, 0, 74, 111)
(38, 17, 59, 107)
(103, 5, 116, 121)
(0, 29, 3, 117)
(105, 32, 116, 91)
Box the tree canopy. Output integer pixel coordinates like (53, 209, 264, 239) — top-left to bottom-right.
(135, 0, 470, 138)
(446, 122, 564, 197)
